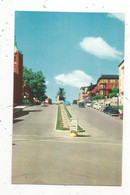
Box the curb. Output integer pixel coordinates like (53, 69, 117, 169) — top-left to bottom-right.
(13, 106, 26, 114)
(13, 108, 23, 114)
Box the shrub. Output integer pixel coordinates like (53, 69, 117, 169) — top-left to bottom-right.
(91, 95, 105, 100)
(109, 92, 118, 98)
(23, 100, 31, 104)
(115, 105, 123, 110)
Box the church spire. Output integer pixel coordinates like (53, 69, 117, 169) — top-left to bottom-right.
(14, 37, 19, 52)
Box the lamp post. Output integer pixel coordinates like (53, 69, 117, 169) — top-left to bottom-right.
(24, 92, 28, 106)
(24, 95, 26, 105)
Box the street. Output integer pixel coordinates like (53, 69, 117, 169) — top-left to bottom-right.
(12, 104, 123, 185)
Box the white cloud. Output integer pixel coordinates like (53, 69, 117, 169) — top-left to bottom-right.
(80, 37, 123, 60)
(107, 13, 125, 22)
(54, 70, 94, 88)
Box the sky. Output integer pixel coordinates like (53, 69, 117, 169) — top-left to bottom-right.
(15, 12, 125, 103)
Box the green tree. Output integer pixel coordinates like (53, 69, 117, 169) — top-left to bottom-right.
(56, 87, 66, 101)
(112, 86, 119, 93)
(109, 86, 119, 98)
(23, 67, 47, 101)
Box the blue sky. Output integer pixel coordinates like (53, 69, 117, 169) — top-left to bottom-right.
(15, 12, 125, 103)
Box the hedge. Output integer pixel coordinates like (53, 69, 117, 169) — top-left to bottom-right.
(91, 95, 105, 100)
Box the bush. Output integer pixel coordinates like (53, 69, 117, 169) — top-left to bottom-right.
(109, 92, 118, 98)
(91, 95, 105, 100)
(23, 100, 31, 104)
(115, 105, 123, 110)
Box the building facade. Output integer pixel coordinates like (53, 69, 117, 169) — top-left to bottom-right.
(118, 60, 124, 106)
(86, 84, 97, 100)
(79, 75, 119, 102)
(97, 75, 119, 97)
(79, 86, 88, 101)
(14, 40, 23, 106)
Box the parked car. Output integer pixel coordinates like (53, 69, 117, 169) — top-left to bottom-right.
(93, 103, 102, 110)
(103, 106, 113, 114)
(78, 102, 85, 108)
(96, 104, 103, 110)
(73, 100, 77, 105)
(108, 109, 120, 116)
(41, 101, 48, 107)
(93, 103, 99, 109)
(90, 102, 96, 108)
(99, 104, 106, 112)
(86, 102, 92, 107)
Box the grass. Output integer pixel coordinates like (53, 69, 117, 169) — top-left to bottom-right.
(56, 104, 85, 131)
(56, 105, 64, 130)
(64, 105, 72, 118)
(64, 105, 84, 131)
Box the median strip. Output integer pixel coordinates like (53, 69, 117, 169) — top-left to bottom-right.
(56, 104, 85, 132)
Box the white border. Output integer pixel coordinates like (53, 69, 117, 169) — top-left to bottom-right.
(0, 0, 130, 195)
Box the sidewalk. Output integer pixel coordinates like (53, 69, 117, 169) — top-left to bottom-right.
(13, 105, 26, 113)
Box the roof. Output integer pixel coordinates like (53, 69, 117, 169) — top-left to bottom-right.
(97, 75, 119, 83)
(80, 86, 88, 90)
(87, 84, 97, 91)
(118, 60, 124, 67)
(14, 39, 19, 53)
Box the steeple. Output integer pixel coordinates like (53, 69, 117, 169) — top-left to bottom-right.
(14, 37, 19, 53)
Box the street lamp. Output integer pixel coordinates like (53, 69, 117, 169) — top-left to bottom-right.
(24, 95, 26, 105)
(24, 92, 28, 106)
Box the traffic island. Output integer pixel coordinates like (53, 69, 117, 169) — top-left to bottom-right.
(55, 104, 85, 133)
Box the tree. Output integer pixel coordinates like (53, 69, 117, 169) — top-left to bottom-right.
(112, 86, 119, 93)
(23, 67, 47, 101)
(56, 87, 66, 101)
(109, 86, 119, 98)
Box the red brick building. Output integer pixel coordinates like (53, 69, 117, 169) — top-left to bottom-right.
(91, 75, 119, 97)
(86, 75, 119, 99)
(97, 75, 119, 97)
(14, 40, 23, 106)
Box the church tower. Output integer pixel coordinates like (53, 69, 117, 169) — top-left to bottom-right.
(14, 39, 23, 106)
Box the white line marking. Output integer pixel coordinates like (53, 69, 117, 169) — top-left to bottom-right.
(13, 139, 122, 146)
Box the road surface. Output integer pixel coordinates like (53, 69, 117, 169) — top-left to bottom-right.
(12, 104, 123, 185)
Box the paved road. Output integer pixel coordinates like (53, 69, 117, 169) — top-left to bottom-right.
(67, 105, 123, 140)
(12, 105, 123, 186)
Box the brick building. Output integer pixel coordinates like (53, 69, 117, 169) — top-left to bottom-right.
(80, 75, 119, 100)
(14, 40, 23, 106)
(86, 83, 97, 100)
(96, 75, 119, 97)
